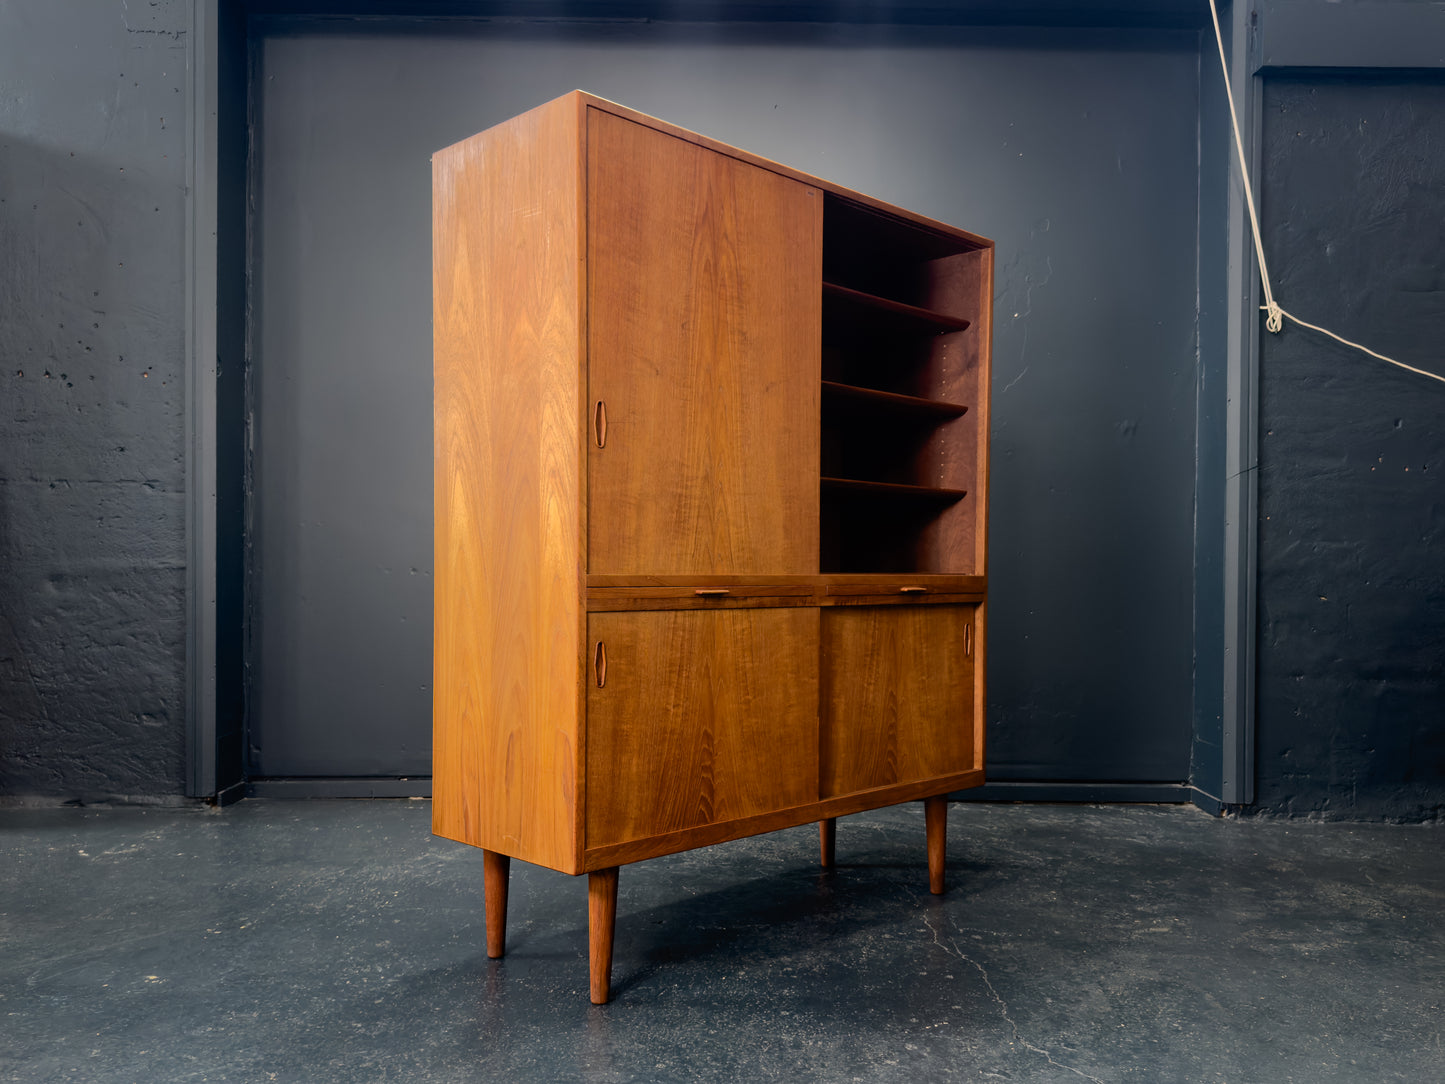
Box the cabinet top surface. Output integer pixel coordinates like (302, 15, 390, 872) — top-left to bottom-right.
(438, 89, 993, 252)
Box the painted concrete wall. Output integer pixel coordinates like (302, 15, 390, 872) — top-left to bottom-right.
(2, 1, 1439, 819)
(1255, 75, 1445, 822)
(246, 21, 1202, 783)
(0, 1, 191, 800)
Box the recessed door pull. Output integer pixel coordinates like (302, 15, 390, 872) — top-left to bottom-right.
(594, 641, 607, 687)
(694, 588, 730, 597)
(965, 625, 972, 657)
(594, 401, 607, 448)
(898, 585, 929, 594)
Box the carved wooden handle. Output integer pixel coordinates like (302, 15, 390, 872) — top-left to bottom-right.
(964, 624, 972, 657)
(594, 641, 607, 687)
(693, 588, 730, 597)
(898, 585, 928, 594)
(594, 401, 607, 448)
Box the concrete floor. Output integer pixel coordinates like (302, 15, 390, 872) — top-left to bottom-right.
(1, 800, 1440, 1083)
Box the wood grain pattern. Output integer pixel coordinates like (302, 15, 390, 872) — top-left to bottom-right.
(433, 93, 993, 1001)
(434, 94, 989, 950)
(918, 247, 993, 576)
(588, 574, 816, 588)
(432, 95, 583, 872)
(588, 867, 619, 1004)
(972, 599, 989, 787)
(820, 605, 977, 798)
(585, 596, 821, 614)
(586, 107, 821, 575)
(821, 574, 984, 593)
(577, 92, 992, 252)
(587, 584, 813, 601)
(483, 850, 510, 958)
(821, 477, 967, 501)
(925, 796, 947, 895)
(587, 574, 984, 592)
(583, 768, 985, 870)
(817, 190, 992, 577)
(821, 380, 968, 418)
(821, 281, 972, 334)
(585, 608, 819, 849)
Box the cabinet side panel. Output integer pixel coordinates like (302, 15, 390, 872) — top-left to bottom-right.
(587, 109, 822, 576)
(433, 99, 581, 871)
(971, 246, 993, 578)
(820, 605, 976, 797)
(919, 247, 992, 575)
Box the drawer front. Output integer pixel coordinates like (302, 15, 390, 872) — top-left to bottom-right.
(587, 582, 814, 611)
(820, 604, 977, 798)
(823, 575, 985, 605)
(585, 608, 819, 848)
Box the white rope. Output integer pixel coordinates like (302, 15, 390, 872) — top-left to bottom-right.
(1266, 307, 1445, 384)
(1206, 0, 1445, 386)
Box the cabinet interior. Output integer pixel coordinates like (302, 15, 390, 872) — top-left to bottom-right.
(820, 195, 988, 575)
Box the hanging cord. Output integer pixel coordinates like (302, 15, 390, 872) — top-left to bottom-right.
(1206, 0, 1445, 386)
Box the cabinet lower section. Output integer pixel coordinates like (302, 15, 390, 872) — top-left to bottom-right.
(580, 603, 980, 870)
(581, 768, 984, 870)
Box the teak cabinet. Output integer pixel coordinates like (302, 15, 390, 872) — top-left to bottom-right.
(433, 91, 993, 1003)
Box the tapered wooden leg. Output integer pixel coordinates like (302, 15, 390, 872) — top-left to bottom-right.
(483, 850, 511, 958)
(925, 796, 947, 895)
(819, 818, 837, 868)
(588, 867, 619, 1005)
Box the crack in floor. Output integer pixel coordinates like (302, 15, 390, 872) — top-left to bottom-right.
(923, 912, 1104, 1084)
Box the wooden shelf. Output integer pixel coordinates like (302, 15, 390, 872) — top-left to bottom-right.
(822, 477, 968, 502)
(819, 195, 983, 576)
(822, 282, 972, 336)
(824, 193, 986, 266)
(822, 381, 967, 418)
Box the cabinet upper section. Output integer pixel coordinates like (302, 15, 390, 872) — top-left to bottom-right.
(586, 108, 822, 576)
(434, 90, 993, 588)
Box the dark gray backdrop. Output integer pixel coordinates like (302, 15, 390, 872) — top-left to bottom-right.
(1256, 75, 1445, 822)
(248, 20, 1202, 781)
(6, 2, 1439, 818)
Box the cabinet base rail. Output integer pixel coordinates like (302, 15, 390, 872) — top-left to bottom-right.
(479, 798, 952, 1003)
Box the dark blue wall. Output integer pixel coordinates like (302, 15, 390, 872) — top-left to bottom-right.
(245, 20, 1202, 785)
(1255, 75, 1445, 822)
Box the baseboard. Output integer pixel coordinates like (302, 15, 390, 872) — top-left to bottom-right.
(1186, 787, 1246, 817)
(245, 777, 432, 799)
(950, 781, 1191, 804)
(214, 779, 248, 807)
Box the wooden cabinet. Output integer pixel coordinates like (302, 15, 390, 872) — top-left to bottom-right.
(433, 91, 993, 1003)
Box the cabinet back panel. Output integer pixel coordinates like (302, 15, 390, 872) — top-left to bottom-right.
(585, 608, 820, 848)
(822, 195, 983, 313)
(433, 97, 583, 869)
(586, 109, 821, 575)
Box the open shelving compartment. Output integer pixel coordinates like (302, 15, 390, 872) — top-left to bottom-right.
(819, 194, 991, 576)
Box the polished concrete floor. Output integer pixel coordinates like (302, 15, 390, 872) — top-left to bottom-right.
(1, 799, 1440, 1083)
